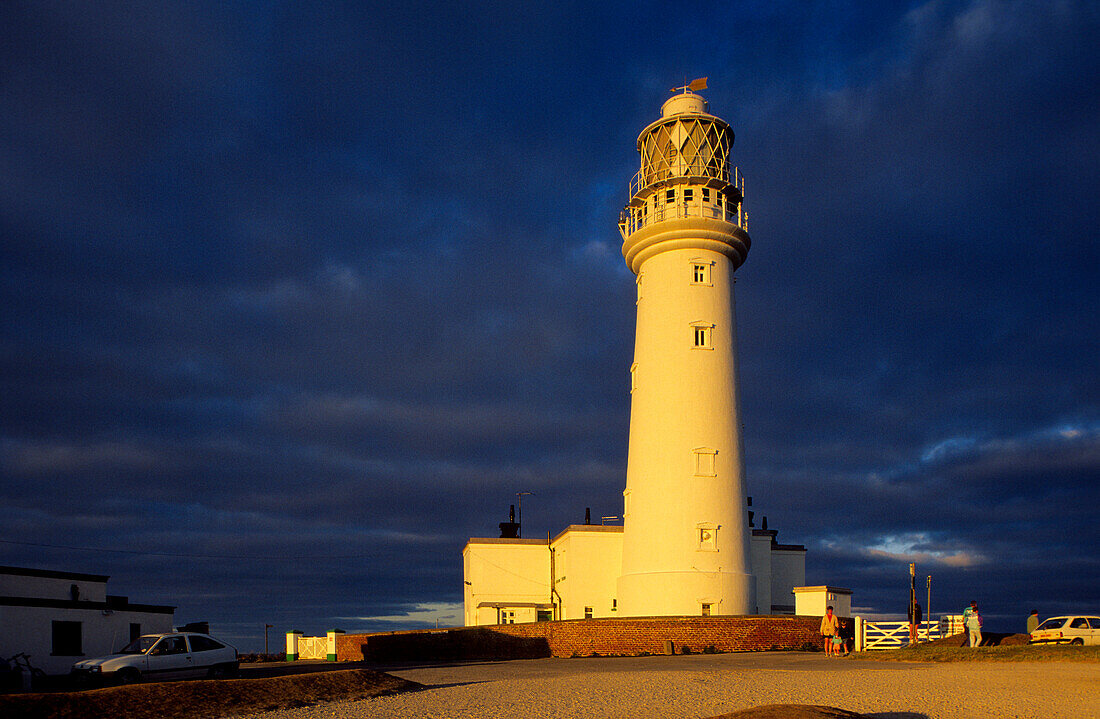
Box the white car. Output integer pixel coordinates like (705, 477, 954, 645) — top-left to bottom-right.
(1029, 616, 1100, 646)
(71, 631, 238, 683)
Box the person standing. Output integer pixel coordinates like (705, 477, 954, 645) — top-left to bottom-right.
(908, 601, 923, 645)
(961, 601, 977, 644)
(820, 605, 839, 656)
(1027, 610, 1040, 635)
(966, 604, 983, 647)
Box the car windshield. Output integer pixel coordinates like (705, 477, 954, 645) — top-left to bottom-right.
(120, 636, 162, 654)
(1035, 618, 1067, 631)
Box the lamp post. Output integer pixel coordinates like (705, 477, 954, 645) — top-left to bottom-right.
(909, 563, 916, 645)
(264, 624, 273, 655)
(516, 491, 533, 538)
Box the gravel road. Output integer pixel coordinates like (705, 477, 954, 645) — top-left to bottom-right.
(239, 652, 1100, 719)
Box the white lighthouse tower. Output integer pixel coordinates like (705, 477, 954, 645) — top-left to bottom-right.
(616, 82, 755, 617)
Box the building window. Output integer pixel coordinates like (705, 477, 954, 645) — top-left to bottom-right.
(52, 620, 82, 656)
(666, 189, 675, 204)
(692, 324, 713, 348)
(702, 188, 711, 202)
(537, 610, 553, 622)
(502, 610, 516, 624)
(698, 526, 718, 551)
(612, 599, 617, 612)
(630, 363, 638, 393)
(130, 623, 142, 642)
(691, 259, 713, 285)
(693, 448, 717, 477)
(701, 603, 712, 616)
(683, 188, 694, 202)
(584, 606, 593, 619)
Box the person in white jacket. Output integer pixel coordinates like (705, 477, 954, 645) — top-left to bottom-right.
(966, 604, 983, 647)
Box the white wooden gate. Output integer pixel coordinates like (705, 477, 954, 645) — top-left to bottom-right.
(297, 636, 327, 660)
(855, 617, 952, 651)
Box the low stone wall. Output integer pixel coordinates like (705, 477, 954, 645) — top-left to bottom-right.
(336, 615, 824, 662)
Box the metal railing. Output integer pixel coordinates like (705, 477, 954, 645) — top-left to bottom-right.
(618, 194, 748, 238)
(630, 164, 742, 199)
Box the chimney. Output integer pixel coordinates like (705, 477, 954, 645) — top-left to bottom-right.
(498, 504, 520, 538)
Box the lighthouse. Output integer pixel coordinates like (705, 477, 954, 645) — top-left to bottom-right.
(616, 82, 755, 616)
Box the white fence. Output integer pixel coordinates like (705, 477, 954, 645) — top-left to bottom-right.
(854, 616, 963, 651)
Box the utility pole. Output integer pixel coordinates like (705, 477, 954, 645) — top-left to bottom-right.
(264, 623, 273, 655)
(926, 575, 932, 641)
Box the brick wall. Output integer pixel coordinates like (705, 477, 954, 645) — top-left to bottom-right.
(337, 615, 827, 662)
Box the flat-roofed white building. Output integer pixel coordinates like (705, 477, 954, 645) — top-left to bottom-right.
(463, 519, 805, 625)
(0, 565, 174, 675)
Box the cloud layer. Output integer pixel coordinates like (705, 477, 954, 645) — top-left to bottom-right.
(1, 0, 1097, 646)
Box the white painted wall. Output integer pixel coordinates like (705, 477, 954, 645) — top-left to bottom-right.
(462, 539, 549, 626)
(769, 550, 806, 613)
(552, 526, 622, 619)
(794, 586, 853, 618)
(0, 604, 173, 675)
(749, 534, 773, 614)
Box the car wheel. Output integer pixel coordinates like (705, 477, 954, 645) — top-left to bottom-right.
(117, 668, 141, 685)
(1070, 638, 1084, 646)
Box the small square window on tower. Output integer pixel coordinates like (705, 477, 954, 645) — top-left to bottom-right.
(691, 260, 712, 285)
(666, 188, 676, 204)
(584, 606, 594, 619)
(691, 323, 714, 349)
(693, 447, 717, 476)
(702, 188, 711, 202)
(701, 603, 712, 616)
(697, 524, 718, 551)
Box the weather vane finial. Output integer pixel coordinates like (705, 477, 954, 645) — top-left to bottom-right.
(671, 76, 707, 94)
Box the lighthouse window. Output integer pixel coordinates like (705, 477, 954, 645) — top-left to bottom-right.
(693, 448, 717, 476)
(683, 189, 693, 202)
(702, 188, 711, 202)
(701, 603, 712, 616)
(692, 324, 713, 348)
(698, 527, 718, 551)
(666, 189, 675, 203)
(692, 262, 712, 285)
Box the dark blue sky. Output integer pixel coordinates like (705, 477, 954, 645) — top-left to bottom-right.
(1, 1, 1097, 649)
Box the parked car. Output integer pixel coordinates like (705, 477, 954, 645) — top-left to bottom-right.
(71, 631, 238, 684)
(1028, 616, 1100, 646)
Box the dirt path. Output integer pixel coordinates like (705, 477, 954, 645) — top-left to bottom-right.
(240, 653, 1100, 719)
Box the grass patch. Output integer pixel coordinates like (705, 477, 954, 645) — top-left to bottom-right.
(850, 644, 1100, 663)
(0, 668, 421, 719)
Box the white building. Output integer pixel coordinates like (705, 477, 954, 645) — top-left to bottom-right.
(0, 565, 174, 675)
(463, 86, 821, 625)
(463, 518, 805, 626)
